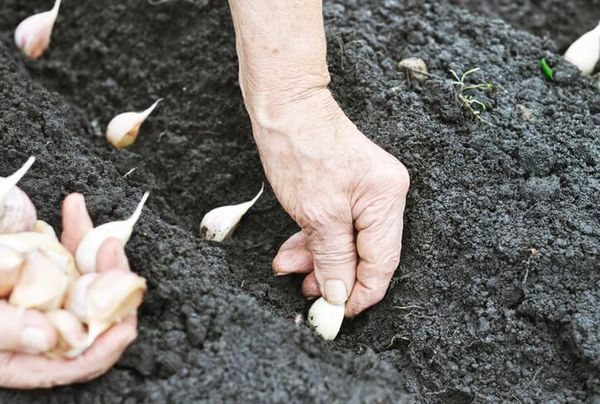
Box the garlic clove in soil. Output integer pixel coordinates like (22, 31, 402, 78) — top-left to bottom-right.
(9, 251, 69, 311)
(75, 192, 149, 273)
(398, 57, 429, 81)
(14, 0, 61, 60)
(64, 273, 98, 322)
(199, 184, 264, 242)
(0, 157, 37, 235)
(0, 232, 78, 278)
(45, 309, 87, 357)
(106, 99, 163, 149)
(307, 297, 345, 340)
(564, 22, 600, 76)
(0, 247, 25, 298)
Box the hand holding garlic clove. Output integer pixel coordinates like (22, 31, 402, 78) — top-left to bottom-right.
(0, 194, 142, 389)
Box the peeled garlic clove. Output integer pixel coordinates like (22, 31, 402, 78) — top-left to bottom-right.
(0, 247, 25, 298)
(75, 192, 149, 273)
(0, 157, 37, 234)
(564, 22, 600, 76)
(45, 309, 86, 356)
(0, 232, 77, 278)
(64, 273, 98, 322)
(307, 297, 345, 340)
(14, 0, 61, 59)
(106, 99, 162, 149)
(200, 184, 264, 242)
(33, 220, 58, 241)
(9, 251, 69, 311)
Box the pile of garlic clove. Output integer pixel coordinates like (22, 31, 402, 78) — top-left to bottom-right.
(0, 157, 148, 358)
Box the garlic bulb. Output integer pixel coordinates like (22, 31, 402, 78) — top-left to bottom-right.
(307, 297, 345, 340)
(9, 251, 69, 311)
(0, 157, 37, 235)
(200, 184, 264, 241)
(75, 192, 149, 273)
(0, 246, 24, 298)
(14, 0, 61, 59)
(45, 309, 86, 357)
(0, 232, 77, 279)
(564, 22, 600, 76)
(64, 273, 98, 322)
(106, 99, 162, 149)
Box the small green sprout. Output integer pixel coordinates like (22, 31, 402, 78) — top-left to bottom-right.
(539, 58, 554, 80)
(449, 67, 495, 126)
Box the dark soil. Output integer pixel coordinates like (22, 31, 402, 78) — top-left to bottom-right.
(0, 0, 599, 402)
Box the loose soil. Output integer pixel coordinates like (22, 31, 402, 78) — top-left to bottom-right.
(0, 0, 598, 402)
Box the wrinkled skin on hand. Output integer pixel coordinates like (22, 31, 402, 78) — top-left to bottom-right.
(256, 90, 410, 317)
(0, 194, 138, 389)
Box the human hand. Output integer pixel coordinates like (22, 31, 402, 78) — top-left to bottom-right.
(251, 89, 410, 317)
(0, 194, 137, 389)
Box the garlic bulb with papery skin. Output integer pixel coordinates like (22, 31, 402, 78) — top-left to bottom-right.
(106, 99, 162, 149)
(45, 309, 86, 357)
(0, 247, 24, 298)
(307, 297, 345, 340)
(0, 157, 37, 234)
(64, 273, 98, 322)
(199, 184, 264, 242)
(9, 251, 69, 311)
(14, 0, 61, 59)
(75, 192, 149, 273)
(564, 22, 600, 75)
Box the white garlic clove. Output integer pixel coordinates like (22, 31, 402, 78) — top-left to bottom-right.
(0, 247, 25, 298)
(0, 232, 77, 278)
(9, 251, 69, 311)
(106, 99, 162, 149)
(564, 22, 600, 76)
(398, 57, 429, 81)
(64, 273, 98, 322)
(0, 157, 37, 235)
(199, 184, 264, 242)
(33, 220, 59, 241)
(14, 0, 61, 60)
(307, 297, 345, 340)
(45, 309, 86, 357)
(75, 192, 149, 273)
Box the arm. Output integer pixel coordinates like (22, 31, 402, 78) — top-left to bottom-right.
(228, 0, 410, 316)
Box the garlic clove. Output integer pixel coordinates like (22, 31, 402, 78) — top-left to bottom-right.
(199, 183, 264, 242)
(106, 99, 163, 149)
(0, 232, 77, 278)
(9, 251, 69, 311)
(0, 247, 25, 298)
(564, 22, 600, 76)
(64, 273, 98, 322)
(75, 192, 149, 273)
(307, 297, 345, 340)
(0, 157, 37, 234)
(14, 0, 61, 59)
(45, 309, 86, 357)
(33, 220, 58, 241)
(398, 57, 429, 81)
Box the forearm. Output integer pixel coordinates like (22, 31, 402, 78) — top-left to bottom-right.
(228, 0, 332, 122)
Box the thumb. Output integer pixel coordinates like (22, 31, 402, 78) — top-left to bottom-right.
(0, 301, 57, 354)
(309, 223, 357, 305)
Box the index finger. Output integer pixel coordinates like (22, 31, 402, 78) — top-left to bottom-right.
(60, 193, 94, 255)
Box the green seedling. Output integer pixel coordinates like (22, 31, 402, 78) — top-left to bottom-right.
(539, 58, 554, 80)
(449, 67, 495, 126)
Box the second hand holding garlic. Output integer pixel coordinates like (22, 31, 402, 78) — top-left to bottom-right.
(75, 192, 150, 273)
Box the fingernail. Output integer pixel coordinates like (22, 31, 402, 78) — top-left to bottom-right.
(324, 280, 347, 305)
(21, 327, 52, 353)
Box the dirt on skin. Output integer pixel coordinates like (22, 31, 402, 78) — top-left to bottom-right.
(0, 0, 599, 403)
